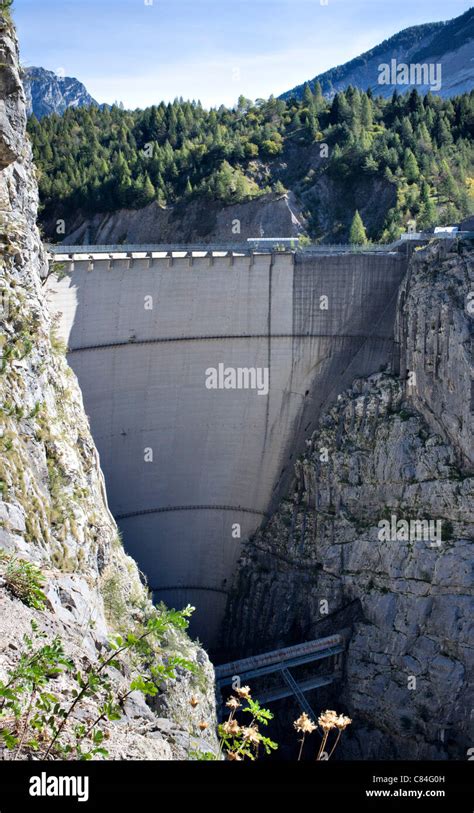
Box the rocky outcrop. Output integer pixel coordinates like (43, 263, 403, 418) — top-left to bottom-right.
(24, 67, 97, 120)
(224, 239, 473, 760)
(0, 23, 24, 168)
(397, 242, 473, 466)
(0, 12, 217, 760)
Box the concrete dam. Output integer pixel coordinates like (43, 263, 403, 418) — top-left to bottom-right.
(46, 245, 408, 648)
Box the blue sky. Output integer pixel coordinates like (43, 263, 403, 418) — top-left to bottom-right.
(14, 0, 473, 108)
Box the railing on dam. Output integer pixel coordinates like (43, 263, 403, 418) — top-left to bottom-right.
(215, 634, 344, 719)
(45, 233, 471, 262)
(46, 240, 406, 259)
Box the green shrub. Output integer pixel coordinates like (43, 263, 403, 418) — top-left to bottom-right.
(0, 552, 46, 609)
(0, 606, 197, 760)
(0, 1, 14, 21)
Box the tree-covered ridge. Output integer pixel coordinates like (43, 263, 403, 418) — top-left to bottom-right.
(282, 8, 474, 101)
(28, 85, 474, 243)
(280, 20, 443, 101)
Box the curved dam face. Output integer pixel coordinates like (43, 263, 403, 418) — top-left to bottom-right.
(46, 248, 408, 648)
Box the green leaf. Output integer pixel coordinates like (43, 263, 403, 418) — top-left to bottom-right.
(0, 729, 18, 749)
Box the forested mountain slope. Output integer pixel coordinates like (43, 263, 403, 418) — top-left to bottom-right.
(29, 88, 473, 244)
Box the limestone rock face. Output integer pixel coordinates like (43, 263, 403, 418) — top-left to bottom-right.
(397, 242, 474, 466)
(0, 13, 217, 760)
(0, 27, 24, 170)
(225, 240, 473, 760)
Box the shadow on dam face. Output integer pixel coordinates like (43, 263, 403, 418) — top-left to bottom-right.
(46, 249, 408, 651)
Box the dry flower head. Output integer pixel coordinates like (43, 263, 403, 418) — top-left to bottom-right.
(294, 712, 317, 734)
(235, 685, 251, 700)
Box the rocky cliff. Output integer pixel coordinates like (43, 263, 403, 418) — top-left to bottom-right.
(0, 12, 217, 761)
(224, 240, 473, 760)
(24, 67, 97, 120)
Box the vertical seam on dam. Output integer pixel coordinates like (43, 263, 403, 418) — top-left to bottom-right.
(264, 254, 274, 446)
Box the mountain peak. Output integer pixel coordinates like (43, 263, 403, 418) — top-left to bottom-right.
(24, 66, 97, 119)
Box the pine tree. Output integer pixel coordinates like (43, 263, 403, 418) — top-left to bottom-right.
(313, 80, 324, 112)
(292, 110, 302, 129)
(305, 111, 319, 141)
(435, 115, 453, 147)
(143, 174, 156, 203)
(403, 149, 420, 183)
(303, 83, 314, 110)
(360, 94, 373, 129)
(349, 210, 368, 244)
(362, 155, 378, 173)
(438, 161, 458, 202)
(418, 195, 437, 229)
(401, 117, 414, 145)
(346, 86, 361, 131)
(273, 180, 286, 195)
(330, 93, 351, 126)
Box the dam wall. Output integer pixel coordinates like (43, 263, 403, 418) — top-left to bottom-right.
(46, 248, 408, 648)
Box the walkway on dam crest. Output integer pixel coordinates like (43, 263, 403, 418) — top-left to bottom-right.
(47, 239, 410, 264)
